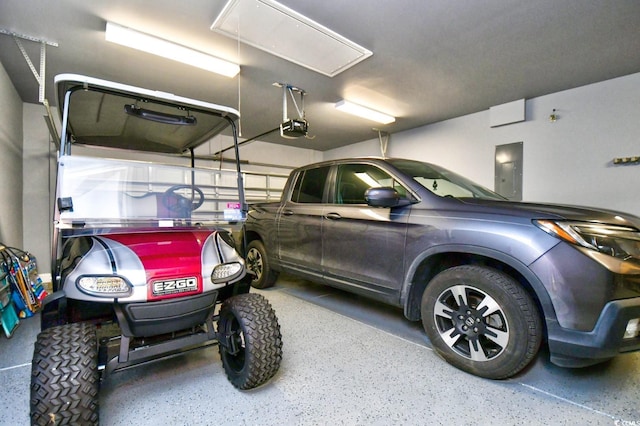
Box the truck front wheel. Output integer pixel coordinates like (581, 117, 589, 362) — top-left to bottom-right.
(30, 322, 99, 425)
(421, 265, 541, 379)
(246, 240, 278, 289)
(218, 293, 283, 389)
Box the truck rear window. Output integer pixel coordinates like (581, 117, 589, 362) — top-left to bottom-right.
(291, 166, 330, 203)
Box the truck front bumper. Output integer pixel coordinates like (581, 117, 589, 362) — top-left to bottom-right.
(547, 297, 640, 367)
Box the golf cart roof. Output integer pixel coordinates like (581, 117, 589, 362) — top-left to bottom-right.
(55, 74, 240, 154)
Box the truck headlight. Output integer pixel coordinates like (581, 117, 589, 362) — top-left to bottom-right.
(77, 275, 132, 297)
(211, 262, 243, 283)
(534, 220, 640, 261)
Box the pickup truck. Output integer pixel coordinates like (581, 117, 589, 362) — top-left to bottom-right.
(242, 157, 640, 379)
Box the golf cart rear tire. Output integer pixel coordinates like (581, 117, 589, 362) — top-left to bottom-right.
(218, 293, 283, 389)
(30, 322, 99, 425)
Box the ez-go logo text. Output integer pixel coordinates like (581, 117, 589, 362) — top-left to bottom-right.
(152, 277, 198, 295)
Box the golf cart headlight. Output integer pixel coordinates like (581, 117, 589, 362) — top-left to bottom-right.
(77, 275, 132, 297)
(534, 220, 640, 261)
(211, 262, 243, 283)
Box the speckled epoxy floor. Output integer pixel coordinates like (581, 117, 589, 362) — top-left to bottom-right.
(2, 273, 639, 425)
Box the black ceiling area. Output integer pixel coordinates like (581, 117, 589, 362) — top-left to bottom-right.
(1, 0, 639, 151)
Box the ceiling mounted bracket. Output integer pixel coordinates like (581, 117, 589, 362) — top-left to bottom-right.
(373, 128, 390, 158)
(0, 28, 60, 145)
(0, 28, 58, 103)
(273, 82, 306, 121)
(273, 82, 309, 139)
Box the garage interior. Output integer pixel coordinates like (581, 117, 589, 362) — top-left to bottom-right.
(1, 0, 640, 424)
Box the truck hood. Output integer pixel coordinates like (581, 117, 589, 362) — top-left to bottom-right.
(458, 198, 640, 228)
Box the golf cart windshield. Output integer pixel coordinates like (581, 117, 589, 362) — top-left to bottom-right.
(54, 74, 244, 229)
(56, 156, 244, 228)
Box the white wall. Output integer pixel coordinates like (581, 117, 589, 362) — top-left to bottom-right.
(325, 72, 640, 216)
(0, 61, 24, 247)
(237, 140, 323, 174)
(22, 103, 57, 274)
(192, 135, 323, 174)
(71, 133, 322, 175)
(323, 138, 383, 160)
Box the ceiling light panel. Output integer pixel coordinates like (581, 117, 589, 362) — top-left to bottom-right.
(335, 100, 395, 124)
(105, 22, 239, 78)
(211, 0, 372, 77)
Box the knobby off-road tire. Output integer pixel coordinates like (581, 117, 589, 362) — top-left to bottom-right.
(218, 293, 283, 389)
(246, 240, 278, 289)
(30, 322, 99, 425)
(421, 265, 542, 379)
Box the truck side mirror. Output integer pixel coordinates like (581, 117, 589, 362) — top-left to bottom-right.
(365, 187, 411, 208)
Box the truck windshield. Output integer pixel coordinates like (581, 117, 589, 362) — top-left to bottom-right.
(388, 159, 506, 201)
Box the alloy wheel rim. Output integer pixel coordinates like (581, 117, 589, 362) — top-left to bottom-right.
(246, 248, 263, 280)
(433, 284, 509, 361)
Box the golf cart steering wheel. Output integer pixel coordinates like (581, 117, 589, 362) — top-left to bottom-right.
(162, 184, 205, 212)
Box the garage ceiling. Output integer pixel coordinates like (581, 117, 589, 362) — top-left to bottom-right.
(1, 0, 639, 151)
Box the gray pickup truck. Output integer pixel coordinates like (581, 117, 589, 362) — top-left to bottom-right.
(242, 157, 640, 379)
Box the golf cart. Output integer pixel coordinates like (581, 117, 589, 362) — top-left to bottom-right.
(30, 75, 283, 425)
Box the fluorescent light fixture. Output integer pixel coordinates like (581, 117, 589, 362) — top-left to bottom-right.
(211, 0, 372, 77)
(105, 22, 239, 78)
(335, 100, 395, 124)
(355, 172, 381, 188)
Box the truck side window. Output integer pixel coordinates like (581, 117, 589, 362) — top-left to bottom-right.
(291, 166, 330, 203)
(336, 164, 407, 204)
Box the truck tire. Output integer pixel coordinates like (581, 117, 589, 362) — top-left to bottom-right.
(30, 322, 99, 425)
(421, 265, 541, 379)
(246, 240, 278, 289)
(218, 293, 283, 389)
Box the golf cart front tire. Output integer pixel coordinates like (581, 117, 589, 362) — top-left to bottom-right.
(30, 322, 99, 425)
(218, 293, 283, 389)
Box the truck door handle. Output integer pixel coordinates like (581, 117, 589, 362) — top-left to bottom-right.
(325, 212, 341, 220)
(282, 210, 294, 216)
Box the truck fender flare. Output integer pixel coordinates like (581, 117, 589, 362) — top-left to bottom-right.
(400, 244, 557, 323)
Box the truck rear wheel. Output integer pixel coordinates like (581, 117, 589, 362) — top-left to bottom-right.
(246, 240, 278, 289)
(30, 322, 99, 425)
(218, 293, 283, 389)
(421, 265, 541, 379)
